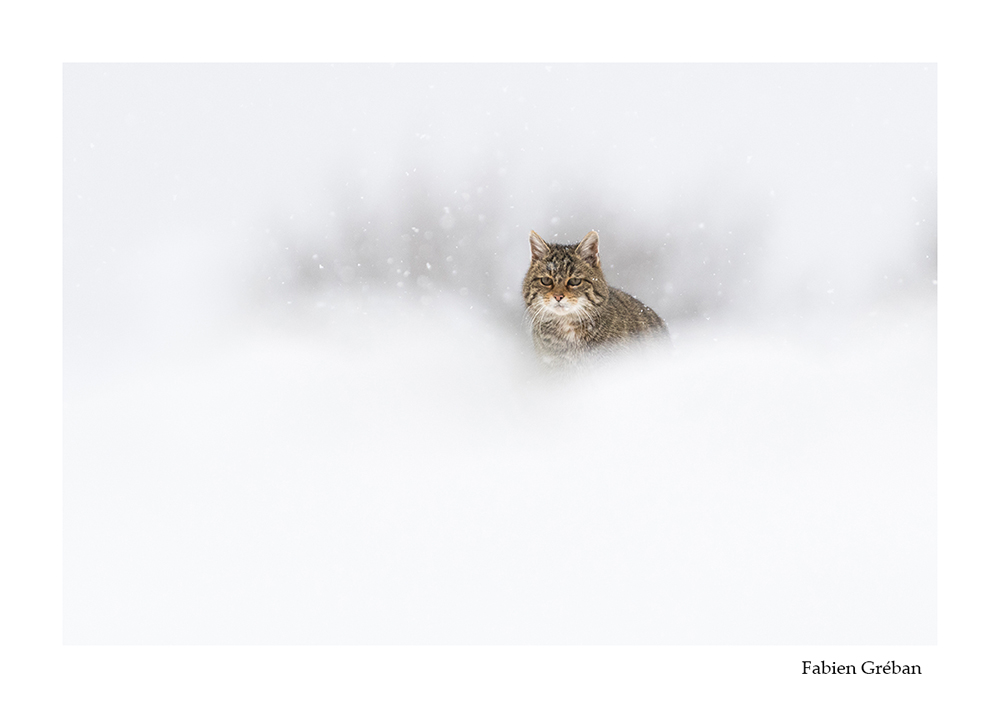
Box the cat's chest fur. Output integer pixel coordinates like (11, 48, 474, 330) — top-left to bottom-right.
(555, 318, 584, 342)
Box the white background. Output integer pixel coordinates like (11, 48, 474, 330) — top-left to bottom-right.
(3, 1, 997, 706)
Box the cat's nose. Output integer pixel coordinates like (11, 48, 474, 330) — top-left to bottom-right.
(553, 294, 564, 301)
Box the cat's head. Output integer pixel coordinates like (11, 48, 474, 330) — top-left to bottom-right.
(522, 230, 610, 319)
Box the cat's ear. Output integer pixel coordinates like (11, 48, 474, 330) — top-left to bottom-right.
(529, 230, 550, 261)
(576, 230, 601, 267)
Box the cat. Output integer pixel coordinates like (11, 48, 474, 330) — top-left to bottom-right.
(522, 230, 668, 365)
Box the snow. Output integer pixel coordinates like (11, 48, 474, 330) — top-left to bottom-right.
(62, 64, 935, 644)
(63, 293, 934, 644)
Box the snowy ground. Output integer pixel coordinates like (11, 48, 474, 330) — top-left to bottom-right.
(63, 291, 935, 644)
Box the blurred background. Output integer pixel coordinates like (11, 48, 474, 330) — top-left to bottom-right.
(64, 64, 935, 377)
(63, 64, 936, 644)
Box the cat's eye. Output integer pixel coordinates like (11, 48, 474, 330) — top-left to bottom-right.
(567, 278, 582, 286)
(540, 277, 553, 286)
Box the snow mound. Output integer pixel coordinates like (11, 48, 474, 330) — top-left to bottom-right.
(64, 294, 935, 644)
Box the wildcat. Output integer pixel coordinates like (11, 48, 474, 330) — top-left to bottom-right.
(522, 230, 667, 365)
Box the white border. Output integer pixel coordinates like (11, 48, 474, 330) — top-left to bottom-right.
(3, 1, 995, 705)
